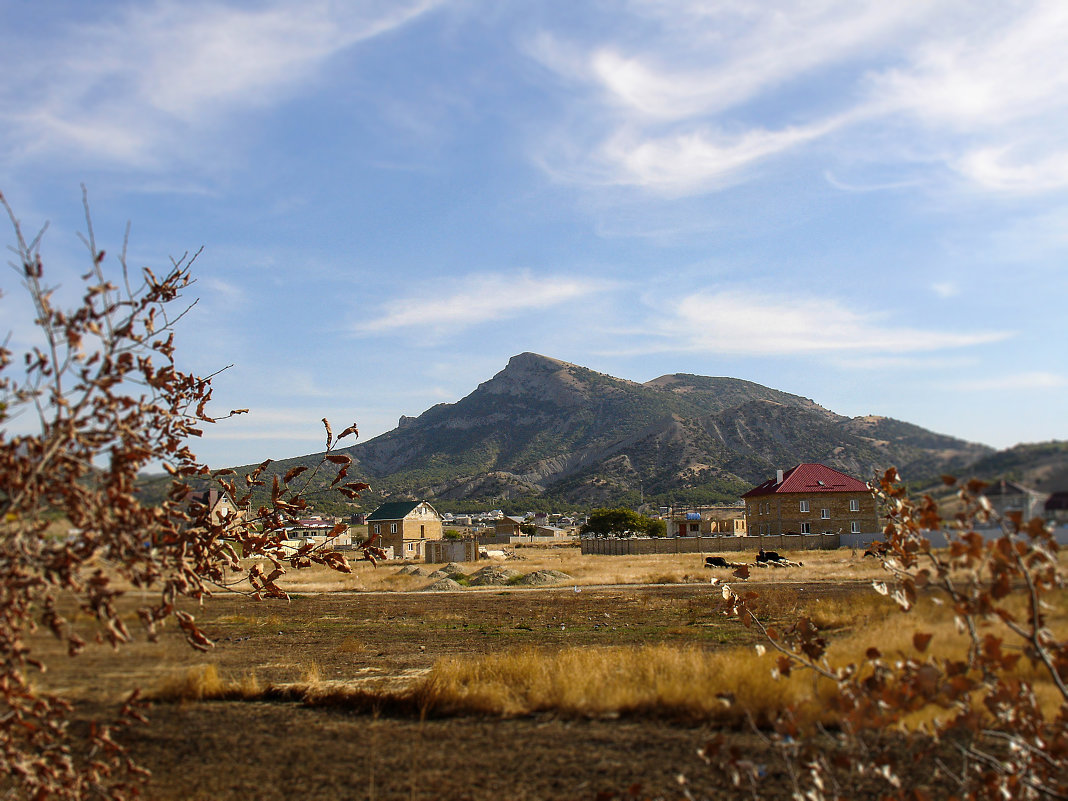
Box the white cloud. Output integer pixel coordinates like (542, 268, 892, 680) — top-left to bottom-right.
(585, 2, 921, 120)
(1, 0, 441, 167)
(951, 371, 1067, 391)
(930, 281, 959, 299)
(530, 1, 1068, 197)
(352, 271, 611, 335)
(869, 2, 1068, 129)
(953, 147, 1068, 194)
(597, 117, 845, 194)
(643, 289, 1009, 356)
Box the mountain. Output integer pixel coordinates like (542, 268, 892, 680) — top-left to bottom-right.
(319, 352, 994, 507)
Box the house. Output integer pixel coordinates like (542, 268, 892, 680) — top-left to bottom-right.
(665, 507, 747, 537)
(980, 480, 1048, 522)
(1046, 491, 1068, 525)
(281, 516, 351, 548)
(534, 525, 569, 538)
(366, 501, 443, 560)
(742, 464, 878, 536)
(185, 488, 246, 530)
(495, 515, 524, 538)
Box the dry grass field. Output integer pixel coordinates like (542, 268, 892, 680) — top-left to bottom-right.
(25, 546, 1068, 800)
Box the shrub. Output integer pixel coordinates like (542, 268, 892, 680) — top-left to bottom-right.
(714, 469, 1068, 800)
(0, 191, 379, 799)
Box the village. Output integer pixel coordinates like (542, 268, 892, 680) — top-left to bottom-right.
(195, 462, 1068, 567)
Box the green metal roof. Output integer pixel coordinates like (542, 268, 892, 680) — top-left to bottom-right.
(366, 501, 422, 521)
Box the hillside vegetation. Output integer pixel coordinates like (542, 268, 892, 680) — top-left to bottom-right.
(147, 352, 1066, 513)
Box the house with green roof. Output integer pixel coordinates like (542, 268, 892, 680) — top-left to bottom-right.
(366, 500, 443, 560)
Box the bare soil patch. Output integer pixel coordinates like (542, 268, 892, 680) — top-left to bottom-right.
(26, 558, 891, 800)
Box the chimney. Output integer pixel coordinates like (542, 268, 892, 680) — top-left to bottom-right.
(776, 469, 784, 484)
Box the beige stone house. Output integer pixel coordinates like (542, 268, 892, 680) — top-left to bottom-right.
(665, 507, 747, 537)
(742, 463, 878, 536)
(366, 500, 443, 560)
(186, 488, 246, 530)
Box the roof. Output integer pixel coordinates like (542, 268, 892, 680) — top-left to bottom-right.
(742, 463, 868, 498)
(981, 479, 1042, 499)
(1047, 491, 1068, 511)
(366, 501, 422, 521)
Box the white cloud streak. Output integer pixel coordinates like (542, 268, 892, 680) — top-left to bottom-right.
(951, 371, 1067, 392)
(353, 271, 611, 335)
(644, 289, 1009, 356)
(530, 0, 1068, 197)
(1, 0, 441, 167)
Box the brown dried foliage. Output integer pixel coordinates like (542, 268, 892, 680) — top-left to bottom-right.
(713, 468, 1067, 801)
(0, 190, 380, 799)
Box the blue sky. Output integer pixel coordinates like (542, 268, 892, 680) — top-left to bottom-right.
(2, 0, 1066, 469)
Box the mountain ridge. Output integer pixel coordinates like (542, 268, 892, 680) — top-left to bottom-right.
(151, 352, 1068, 514)
(331, 352, 995, 506)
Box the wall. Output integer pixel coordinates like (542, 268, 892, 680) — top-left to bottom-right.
(425, 539, 481, 563)
(745, 490, 878, 537)
(580, 534, 840, 556)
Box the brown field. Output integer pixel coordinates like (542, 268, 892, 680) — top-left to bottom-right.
(24, 547, 1067, 800)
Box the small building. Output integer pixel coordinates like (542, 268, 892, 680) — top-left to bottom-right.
(742, 463, 878, 536)
(494, 516, 524, 538)
(535, 525, 569, 538)
(185, 488, 247, 530)
(1046, 491, 1068, 525)
(665, 507, 746, 537)
(426, 538, 480, 563)
(981, 480, 1048, 522)
(366, 501, 443, 560)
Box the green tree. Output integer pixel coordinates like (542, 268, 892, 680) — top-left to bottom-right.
(580, 507, 660, 536)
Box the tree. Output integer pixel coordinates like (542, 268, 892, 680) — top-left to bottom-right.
(712, 469, 1068, 800)
(580, 507, 660, 537)
(0, 190, 381, 800)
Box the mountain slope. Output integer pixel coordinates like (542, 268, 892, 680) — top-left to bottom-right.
(332, 353, 993, 505)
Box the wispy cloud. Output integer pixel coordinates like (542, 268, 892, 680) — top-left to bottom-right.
(930, 281, 959, 299)
(353, 271, 612, 336)
(1, 0, 441, 167)
(596, 117, 846, 194)
(529, 1, 1068, 197)
(951, 371, 1067, 392)
(632, 289, 1009, 356)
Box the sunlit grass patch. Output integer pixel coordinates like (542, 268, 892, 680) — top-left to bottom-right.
(414, 644, 836, 725)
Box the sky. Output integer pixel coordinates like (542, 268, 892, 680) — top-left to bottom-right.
(1, 0, 1066, 470)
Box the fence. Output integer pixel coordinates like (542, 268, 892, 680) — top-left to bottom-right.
(580, 534, 840, 556)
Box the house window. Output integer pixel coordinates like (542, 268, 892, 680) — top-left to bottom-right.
(420, 524, 425, 538)
(821, 508, 830, 519)
(849, 499, 860, 512)
(799, 500, 810, 513)
(800, 522, 811, 534)
(850, 521, 861, 534)
(373, 523, 380, 535)
(390, 523, 397, 534)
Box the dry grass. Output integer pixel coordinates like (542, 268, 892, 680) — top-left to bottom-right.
(143, 583, 1068, 732)
(151, 663, 263, 702)
(250, 546, 891, 594)
(416, 644, 835, 725)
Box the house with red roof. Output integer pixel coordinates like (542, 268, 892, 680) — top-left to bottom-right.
(742, 463, 878, 537)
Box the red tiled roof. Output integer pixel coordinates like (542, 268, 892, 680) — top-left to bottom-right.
(742, 463, 869, 498)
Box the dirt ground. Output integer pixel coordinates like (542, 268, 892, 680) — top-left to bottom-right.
(16, 546, 935, 801)
(24, 554, 897, 800)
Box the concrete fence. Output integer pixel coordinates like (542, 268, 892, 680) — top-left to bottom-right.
(580, 534, 841, 556)
(478, 534, 580, 546)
